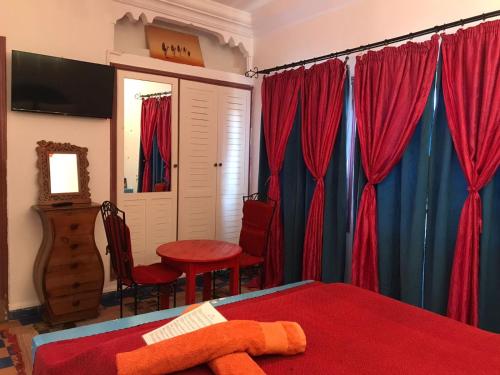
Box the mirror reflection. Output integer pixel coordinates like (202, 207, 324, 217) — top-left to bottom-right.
(49, 153, 79, 194)
(123, 79, 172, 193)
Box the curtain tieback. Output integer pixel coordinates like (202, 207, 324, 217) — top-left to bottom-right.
(365, 181, 376, 190)
(267, 173, 281, 202)
(467, 186, 479, 193)
(265, 172, 279, 187)
(315, 177, 325, 189)
(467, 186, 483, 233)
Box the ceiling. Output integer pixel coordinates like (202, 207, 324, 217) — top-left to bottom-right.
(209, 0, 355, 35)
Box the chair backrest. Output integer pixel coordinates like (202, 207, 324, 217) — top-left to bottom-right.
(100, 201, 134, 282)
(239, 193, 276, 258)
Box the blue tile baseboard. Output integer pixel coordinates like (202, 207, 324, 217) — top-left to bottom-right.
(8, 273, 233, 325)
(8, 305, 43, 326)
(0, 356, 14, 369)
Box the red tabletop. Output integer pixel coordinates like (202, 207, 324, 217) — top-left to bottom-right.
(156, 240, 242, 305)
(156, 240, 241, 263)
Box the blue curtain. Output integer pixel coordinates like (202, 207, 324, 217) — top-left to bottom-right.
(352, 66, 438, 307)
(137, 129, 166, 193)
(351, 58, 500, 332)
(374, 65, 438, 307)
(257, 59, 500, 332)
(258, 75, 350, 283)
(424, 66, 500, 332)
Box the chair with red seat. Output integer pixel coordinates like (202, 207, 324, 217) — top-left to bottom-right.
(213, 193, 276, 295)
(237, 193, 276, 291)
(100, 201, 181, 317)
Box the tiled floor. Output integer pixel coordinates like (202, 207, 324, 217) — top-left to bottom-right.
(0, 271, 258, 374)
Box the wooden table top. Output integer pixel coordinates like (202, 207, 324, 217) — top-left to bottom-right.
(156, 240, 242, 263)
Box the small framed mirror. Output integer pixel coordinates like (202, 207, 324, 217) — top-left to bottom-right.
(36, 140, 91, 205)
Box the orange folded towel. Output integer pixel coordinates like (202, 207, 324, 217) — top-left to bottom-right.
(182, 304, 265, 375)
(208, 352, 265, 375)
(116, 320, 306, 375)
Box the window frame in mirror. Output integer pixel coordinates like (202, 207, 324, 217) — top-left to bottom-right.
(36, 140, 91, 205)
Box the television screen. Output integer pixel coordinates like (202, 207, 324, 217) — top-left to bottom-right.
(11, 50, 115, 119)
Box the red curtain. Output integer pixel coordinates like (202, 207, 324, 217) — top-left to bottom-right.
(352, 36, 439, 291)
(301, 60, 346, 280)
(156, 96, 172, 191)
(441, 20, 500, 326)
(140, 98, 159, 192)
(262, 67, 304, 287)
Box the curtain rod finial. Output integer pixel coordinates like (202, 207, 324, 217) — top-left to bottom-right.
(245, 67, 259, 78)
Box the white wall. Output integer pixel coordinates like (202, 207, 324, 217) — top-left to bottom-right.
(0, 0, 115, 309)
(249, 0, 499, 192)
(123, 79, 172, 192)
(0, 0, 254, 310)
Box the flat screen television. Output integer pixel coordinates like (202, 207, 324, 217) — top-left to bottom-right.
(11, 50, 115, 119)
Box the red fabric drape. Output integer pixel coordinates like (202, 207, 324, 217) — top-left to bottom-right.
(140, 98, 159, 192)
(301, 60, 346, 280)
(352, 36, 439, 291)
(156, 96, 172, 191)
(262, 67, 304, 287)
(441, 20, 500, 326)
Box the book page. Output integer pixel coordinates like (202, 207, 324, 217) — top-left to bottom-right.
(142, 302, 227, 345)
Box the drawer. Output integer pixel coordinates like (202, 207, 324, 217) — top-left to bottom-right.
(47, 236, 97, 269)
(45, 257, 103, 288)
(46, 278, 103, 298)
(46, 250, 99, 271)
(48, 290, 101, 315)
(51, 212, 95, 236)
(53, 234, 95, 253)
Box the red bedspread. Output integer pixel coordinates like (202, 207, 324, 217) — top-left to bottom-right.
(34, 283, 500, 375)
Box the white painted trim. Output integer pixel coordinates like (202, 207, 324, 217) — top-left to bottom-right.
(107, 50, 254, 87)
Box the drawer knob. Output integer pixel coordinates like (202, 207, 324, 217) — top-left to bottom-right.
(70, 262, 79, 269)
(70, 243, 79, 250)
(72, 282, 81, 289)
(70, 223, 79, 230)
(72, 300, 81, 307)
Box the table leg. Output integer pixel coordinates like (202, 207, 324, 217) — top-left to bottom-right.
(159, 285, 170, 310)
(185, 270, 196, 305)
(229, 263, 240, 296)
(203, 272, 212, 301)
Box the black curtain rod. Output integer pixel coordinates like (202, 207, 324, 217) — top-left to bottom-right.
(135, 91, 171, 99)
(245, 10, 500, 77)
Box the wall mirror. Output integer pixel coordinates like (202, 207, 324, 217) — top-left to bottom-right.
(36, 140, 91, 205)
(123, 79, 173, 193)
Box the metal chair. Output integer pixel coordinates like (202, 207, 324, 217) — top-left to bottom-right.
(213, 193, 276, 296)
(100, 201, 181, 317)
(238, 193, 276, 291)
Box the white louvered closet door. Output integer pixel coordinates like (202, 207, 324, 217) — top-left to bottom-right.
(215, 87, 250, 243)
(178, 80, 218, 240)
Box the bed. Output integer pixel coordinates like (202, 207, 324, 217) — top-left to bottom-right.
(32, 281, 500, 374)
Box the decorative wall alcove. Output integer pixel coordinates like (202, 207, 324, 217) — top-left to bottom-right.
(111, 0, 254, 74)
(114, 16, 248, 74)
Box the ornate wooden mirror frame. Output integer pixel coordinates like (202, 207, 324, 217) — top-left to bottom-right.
(36, 140, 91, 205)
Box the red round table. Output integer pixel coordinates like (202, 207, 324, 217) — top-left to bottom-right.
(156, 240, 242, 306)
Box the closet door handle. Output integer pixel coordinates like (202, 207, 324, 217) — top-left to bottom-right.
(213, 163, 218, 167)
(218, 163, 222, 167)
(173, 164, 178, 168)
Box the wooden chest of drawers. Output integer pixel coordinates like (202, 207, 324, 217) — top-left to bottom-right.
(33, 203, 104, 325)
